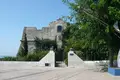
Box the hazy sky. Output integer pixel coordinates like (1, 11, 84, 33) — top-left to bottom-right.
(0, 0, 70, 56)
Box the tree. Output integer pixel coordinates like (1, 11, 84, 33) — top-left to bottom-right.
(17, 33, 28, 57)
(62, 0, 120, 66)
(23, 33, 28, 56)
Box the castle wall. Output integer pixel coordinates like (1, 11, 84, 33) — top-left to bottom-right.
(27, 41, 36, 53)
(36, 30, 43, 39)
(25, 27, 37, 41)
(19, 19, 67, 53)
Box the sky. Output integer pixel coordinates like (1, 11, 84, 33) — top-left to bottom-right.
(0, 0, 70, 56)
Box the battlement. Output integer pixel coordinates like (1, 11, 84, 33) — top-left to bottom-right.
(20, 19, 67, 52)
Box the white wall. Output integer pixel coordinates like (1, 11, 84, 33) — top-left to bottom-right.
(84, 60, 109, 71)
(68, 49, 108, 70)
(39, 50, 55, 67)
(68, 50, 84, 68)
(0, 61, 40, 69)
(0, 60, 108, 70)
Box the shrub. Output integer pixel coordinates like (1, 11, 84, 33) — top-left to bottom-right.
(0, 56, 17, 61)
(64, 58, 68, 66)
(25, 51, 48, 61)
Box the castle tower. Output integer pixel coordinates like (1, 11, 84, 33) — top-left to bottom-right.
(19, 19, 67, 53)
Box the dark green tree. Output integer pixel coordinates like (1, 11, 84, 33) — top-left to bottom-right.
(62, 0, 120, 67)
(23, 33, 28, 56)
(17, 33, 28, 58)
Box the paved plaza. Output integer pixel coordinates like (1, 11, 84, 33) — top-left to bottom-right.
(0, 62, 120, 80)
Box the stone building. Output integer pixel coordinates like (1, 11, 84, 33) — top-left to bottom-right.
(19, 19, 67, 53)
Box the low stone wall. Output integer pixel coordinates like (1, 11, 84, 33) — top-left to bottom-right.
(84, 60, 109, 66)
(84, 60, 109, 71)
(0, 61, 40, 68)
(0, 60, 109, 70)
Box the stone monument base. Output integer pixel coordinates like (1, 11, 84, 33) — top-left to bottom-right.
(108, 67, 120, 76)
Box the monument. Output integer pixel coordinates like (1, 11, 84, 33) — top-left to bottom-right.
(118, 50, 120, 67)
(39, 47, 55, 67)
(68, 48, 84, 68)
(114, 21, 120, 67)
(108, 21, 120, 76)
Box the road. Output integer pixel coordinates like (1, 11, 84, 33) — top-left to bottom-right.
(0, 62, 120, 80)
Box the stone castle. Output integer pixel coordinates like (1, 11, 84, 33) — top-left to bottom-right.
(19, 19, 67, 52)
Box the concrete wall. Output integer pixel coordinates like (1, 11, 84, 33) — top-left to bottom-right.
(68, 49, 109, 70)
(84, 60, 109, 71)
(84, 60, 108, 67)
(68, 50, 84, 68)
(0, 61, 40, 69)
(0, 60, 108, 68)
(67, 49, 108, 71)
(39, 50, 55, 67)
